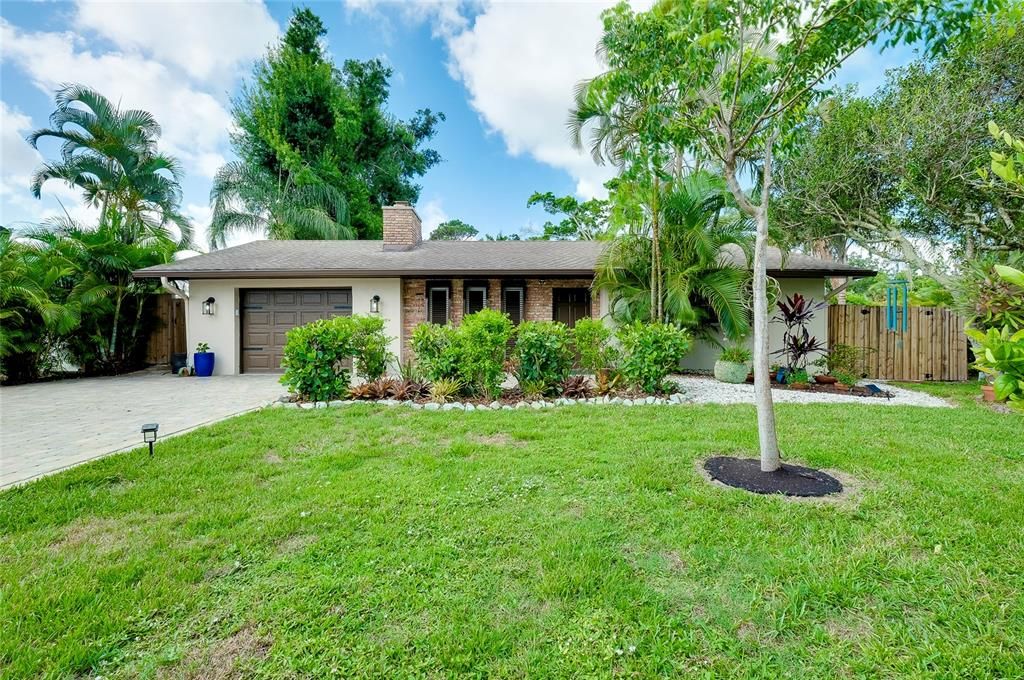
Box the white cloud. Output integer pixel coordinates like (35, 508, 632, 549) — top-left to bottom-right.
(1, 19, 234, 177)
(75, 0, 278, 86)
(417, 197, 449, 239)
(347, 0, 625, 200)
(0, 100, 89, 227)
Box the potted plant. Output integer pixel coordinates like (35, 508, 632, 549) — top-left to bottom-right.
(833, 371, 859, 391)
(194, 341, 215, 377)
(714, 344, 752, 384)
(788, 368, 811, 389)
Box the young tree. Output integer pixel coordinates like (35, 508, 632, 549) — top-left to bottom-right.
(526, 191, 610, 240)
(585, 0, 993, 472)
(429, 219, 479, 241)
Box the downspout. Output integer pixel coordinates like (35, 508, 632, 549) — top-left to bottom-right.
(161, 277, 188, 300)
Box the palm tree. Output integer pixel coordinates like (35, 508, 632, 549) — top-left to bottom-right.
(0, 228, 79, 379)
(595, 172, 752, 340)
(27, 84, 192, 244)
(29, 212, 179, 373)
(207, 162, 354, 249)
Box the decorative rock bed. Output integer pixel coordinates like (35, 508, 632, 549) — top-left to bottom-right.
(671, 375, 951, 408)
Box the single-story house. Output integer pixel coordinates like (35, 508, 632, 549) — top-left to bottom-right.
(134, 202, 873, 375)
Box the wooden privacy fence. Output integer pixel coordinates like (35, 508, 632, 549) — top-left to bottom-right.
(144, 294, 186, 365)
(828, 305, 969, 381)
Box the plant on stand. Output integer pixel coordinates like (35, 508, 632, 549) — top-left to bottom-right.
(714, 343, 752, 384)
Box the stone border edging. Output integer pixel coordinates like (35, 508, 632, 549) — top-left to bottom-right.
(271, 393, 692, 411)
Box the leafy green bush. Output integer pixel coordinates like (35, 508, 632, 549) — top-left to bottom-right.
(616, 321, 691, 393)
(410, 310, 513, 396)
(572, 317, 617, 373)
(968, 325, 1024, 409)
(280, 317, 358, 401)
(351, 315, 394, 381)
(456, 309, 513, 397)
(513, 321, 574, 393)
(410, 323, 460, 382)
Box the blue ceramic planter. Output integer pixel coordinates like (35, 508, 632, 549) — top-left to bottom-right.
(194, 351, 215, 377)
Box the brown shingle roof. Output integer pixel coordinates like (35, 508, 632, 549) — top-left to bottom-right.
(133, 239, 874, 279)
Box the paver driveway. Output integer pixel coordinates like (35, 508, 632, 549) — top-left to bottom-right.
(0, 370, 285, 489)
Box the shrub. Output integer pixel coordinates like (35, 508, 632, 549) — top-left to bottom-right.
(429, 377, 462, 403)
(351, 316, 394, 381)
(572, 318, 617, 373)
(616, 321, 691, 393)
(968, 325, 1024, 410)
(410, 310, 513, 397)
(410, 323, 459, 382)
(280, 317, 358, 401)
(519, 379, 547, 400)
(561, 374, 593, 399)
(513, 321, 574, 393)
(456, 309, 513, 397)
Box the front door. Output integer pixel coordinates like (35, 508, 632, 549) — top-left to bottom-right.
(553, 288, 591, 328)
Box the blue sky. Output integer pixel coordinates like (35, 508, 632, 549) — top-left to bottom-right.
(0, 1, 916, 247)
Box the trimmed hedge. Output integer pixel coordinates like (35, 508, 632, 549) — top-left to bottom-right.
(616, 321, 691, 393)
(410, 309, 513, 397)
(513, 321, 574, 394)
(281, 314, 394, 401)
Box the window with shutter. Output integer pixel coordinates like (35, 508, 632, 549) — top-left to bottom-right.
(465, 286, 487, 315)
(502, 287, 524, 325)
(427, 287, 449, 324)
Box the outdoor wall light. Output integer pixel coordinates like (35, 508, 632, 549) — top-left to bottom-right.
(141, 423, 159, 456)
(201, 297, 216, 315)
(369, 294, 381, 314)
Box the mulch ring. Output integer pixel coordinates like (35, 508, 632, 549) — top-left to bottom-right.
(703, 456, 843, 498)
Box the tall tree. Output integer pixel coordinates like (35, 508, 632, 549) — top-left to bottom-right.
(28, 84, 192, 243)
(429, 219, 478, 241)
(775, 13, 1023, 276)
(583, 0, 993, 472)
(226, 7, 444, 242)
(526, 192, 611, 240)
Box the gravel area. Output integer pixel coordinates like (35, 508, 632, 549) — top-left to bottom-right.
(670, 375, 952, 408)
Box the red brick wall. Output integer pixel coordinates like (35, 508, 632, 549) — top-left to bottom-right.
(525, 278, 600, 321)
(382, 202, 422, 250)
(400, 277, 597, 360)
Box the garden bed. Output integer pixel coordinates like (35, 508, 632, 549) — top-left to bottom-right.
(670, 376, 951, 407)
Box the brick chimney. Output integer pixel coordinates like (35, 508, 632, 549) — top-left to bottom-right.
(382, 201, 422, 251)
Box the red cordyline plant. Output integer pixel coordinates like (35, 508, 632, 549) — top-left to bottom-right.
(772, 294, 826, 371)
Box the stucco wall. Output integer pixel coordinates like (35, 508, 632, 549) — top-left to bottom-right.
(678, 278, 828, 372)
(186, 277, 402, 376)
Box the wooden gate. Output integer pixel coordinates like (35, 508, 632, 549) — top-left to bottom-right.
(828, 305, 969, 381)
(144, 294, 186, 365)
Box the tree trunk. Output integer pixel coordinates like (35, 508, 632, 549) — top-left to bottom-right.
(652, 176, 663, 321)
(110, 293, 123, 370)
(754, 133, 783, 472)
(752, 203, 782, 472)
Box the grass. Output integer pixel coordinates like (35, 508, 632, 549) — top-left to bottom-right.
(1, 382, 1022, 678)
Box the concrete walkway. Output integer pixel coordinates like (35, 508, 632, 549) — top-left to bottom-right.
(0, 370, 285, 489)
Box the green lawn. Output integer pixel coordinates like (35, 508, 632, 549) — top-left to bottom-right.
(2, 383, 1022, 678)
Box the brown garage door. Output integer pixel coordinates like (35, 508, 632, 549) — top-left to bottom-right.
(241, 289, 352, 373)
